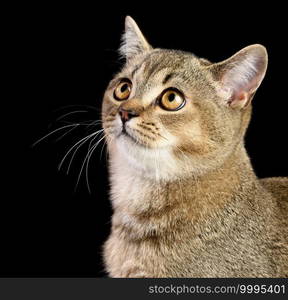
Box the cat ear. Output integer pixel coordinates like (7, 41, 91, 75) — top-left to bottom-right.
(209, 45, 268, 109)
(119, 16, 152, 60)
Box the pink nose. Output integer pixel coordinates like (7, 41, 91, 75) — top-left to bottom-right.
(119, 108, 139, 123)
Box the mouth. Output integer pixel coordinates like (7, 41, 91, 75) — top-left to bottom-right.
(121, 130, 138, 143)
(118, 126, 142, 146)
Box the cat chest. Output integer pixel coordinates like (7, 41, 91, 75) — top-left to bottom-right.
(105, 218, 275, 277)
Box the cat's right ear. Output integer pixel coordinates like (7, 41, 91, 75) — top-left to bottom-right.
(119, 16, 152, 60)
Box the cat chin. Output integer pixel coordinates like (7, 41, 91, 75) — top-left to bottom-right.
(120, 131, 147, 148)
(112, 134, 175, 179)
(110, 134, 206, 181)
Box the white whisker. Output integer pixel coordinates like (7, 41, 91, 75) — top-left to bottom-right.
(56, 110, 88, 122)
(75, 134, 107, 193)
(57, 129, 104, 172)
(85, 133, 106, 193)
(32, 124, 80, 147)
(54, 125, 79, 142)
(99, 132, 111, 161)
(66, 129, 105, 174)
(65, 134, 95, 174)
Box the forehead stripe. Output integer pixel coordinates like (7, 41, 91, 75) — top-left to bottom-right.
(162, 73, 176, 85)
(131, 50, 162, 78)
(131, 63, 142, 78)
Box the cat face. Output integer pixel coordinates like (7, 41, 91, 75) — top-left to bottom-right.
(102, 17, 267, 180)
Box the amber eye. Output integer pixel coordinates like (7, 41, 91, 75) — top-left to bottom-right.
(113, 80, 132, 101)
(159, 89, 185, 111)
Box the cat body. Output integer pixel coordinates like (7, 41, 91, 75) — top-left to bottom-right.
(102, 17, 288, 277)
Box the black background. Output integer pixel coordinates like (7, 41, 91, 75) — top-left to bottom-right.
(2, 4, 287, 277)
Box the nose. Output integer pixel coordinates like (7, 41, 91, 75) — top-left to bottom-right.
(119, 108, 139, 123)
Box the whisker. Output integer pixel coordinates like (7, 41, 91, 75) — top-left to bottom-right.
(158, 130, 190, 161)
(65, 134, 96, 175)
(104, 134, 113, 162)
(86, 120, 103, 129)
(60, 135, 94, 173)
(59, 120, 102, 127)
(66, 129, 105, 174)
(54, 125, 79, 142)
(99, 137, 107, 161)
(32, 124, 79, 147)
(75, 133, 107, 193)
(57, 129, 104, 172)
(157, 132, 169, 142)
(53, 104, 99, 113)
(55, 110, 88, 122)
(85, 133, 106, 193)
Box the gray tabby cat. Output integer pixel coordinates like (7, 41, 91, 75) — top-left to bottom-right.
(102, 16, 288, 277)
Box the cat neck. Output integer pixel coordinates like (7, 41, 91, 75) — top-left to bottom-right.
(109, 143, 258, 237)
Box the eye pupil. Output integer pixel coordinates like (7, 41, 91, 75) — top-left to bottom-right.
(121, 84, 128, 93)
(168, 93, 175, 102)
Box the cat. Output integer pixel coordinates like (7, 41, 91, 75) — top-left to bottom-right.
(102, 16, 288, 277)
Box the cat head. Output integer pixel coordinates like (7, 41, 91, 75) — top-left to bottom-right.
(102, 16, 268, 180)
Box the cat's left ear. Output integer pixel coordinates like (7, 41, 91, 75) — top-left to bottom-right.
(209, 44, 268, 109)
(119, 16, 152, 60)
